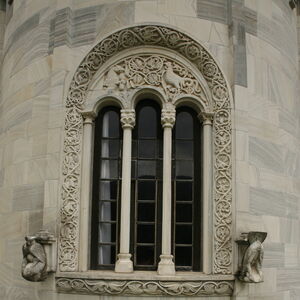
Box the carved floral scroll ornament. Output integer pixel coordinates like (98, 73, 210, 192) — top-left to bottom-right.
(102, 55, 206, 104)
(56, 278, 233, 297)
(60, 25, 232, 275)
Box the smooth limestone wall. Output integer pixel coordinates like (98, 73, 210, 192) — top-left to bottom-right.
(0, 0, 298, 299)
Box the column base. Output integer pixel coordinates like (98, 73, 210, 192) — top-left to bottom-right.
(157, 254, 175, 275)
(115, 253, 133, 273)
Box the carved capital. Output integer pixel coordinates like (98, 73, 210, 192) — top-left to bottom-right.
(120, 109, 135, 129)
(199, 112, 214, 125)
(82, 111, 96, 125)
(161, 109, 176, 128)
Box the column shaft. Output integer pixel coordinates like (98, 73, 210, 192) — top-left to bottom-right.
(115, 109, 135, 273)
(158, 109, 176, 275)
(79, 115, 95, 271)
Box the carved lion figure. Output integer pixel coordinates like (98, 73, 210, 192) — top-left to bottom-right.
(21, 236, 47, 282)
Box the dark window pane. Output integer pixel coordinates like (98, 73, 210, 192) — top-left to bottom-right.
(138, 106, 157, 138)
(137, 224, 155, 243)
(138, 203, 155, 222)
(101, 160, 118, 179)
(138, 181, 156, 200)
(175, 247, 192, 266)
(176, 181, 193, 201)
(175, 111, 193, 139)
(102, 110, 119, 138)
(176, 204, 192, 222)
(98, 245, 115, 265)
(176, 225, 192, 244)
(138, 140, 156, 158)
(101, 140, 120, 158)
(176, 141, 193, 159)
(99, 201, 117, 221)
(176, 161, 193, 179)
(138, 160, 156, 179)
(100, 181, 117, 200)
(136, 246, 154, 265)
(132, 140, 137, 158)
(99, 223, 116, 243)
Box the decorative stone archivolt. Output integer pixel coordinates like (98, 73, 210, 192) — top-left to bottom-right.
(56, 278, 233, 297)
(59, 25, 232, 275)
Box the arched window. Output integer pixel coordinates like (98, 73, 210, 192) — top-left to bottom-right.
(89, 102, 204, 273)
(131, 100, 163, 270)
(172, 108, 201, 271)
(90, 107, 122, 270)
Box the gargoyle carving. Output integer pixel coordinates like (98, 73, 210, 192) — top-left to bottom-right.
(21, 230, 55, 282)
(236, 232, 267, 283)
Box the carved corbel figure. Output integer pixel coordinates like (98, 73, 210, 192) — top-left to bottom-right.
(21, 230, 56, 282)
(236, 231, 267, 283)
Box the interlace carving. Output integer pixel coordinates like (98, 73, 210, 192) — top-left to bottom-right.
(60, 25, 232, 274)
(103, 55, 205, 103)
(56, 278, 233, 296)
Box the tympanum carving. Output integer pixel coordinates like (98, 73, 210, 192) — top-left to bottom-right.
(236, 232, 267, 283)
(60, 25, 232, 275)
(102, 55, 206, 103)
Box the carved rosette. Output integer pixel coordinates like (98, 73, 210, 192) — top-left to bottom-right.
(161, 109, 176, 128)
(120, 109, 135, 129)
(56, 278, 233, 296)
(60, 25, 232, 274)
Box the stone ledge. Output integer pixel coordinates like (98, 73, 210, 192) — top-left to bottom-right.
(56, 273, 235, 297)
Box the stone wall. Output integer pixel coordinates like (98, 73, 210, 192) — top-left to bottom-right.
(0, 0, 299, 299)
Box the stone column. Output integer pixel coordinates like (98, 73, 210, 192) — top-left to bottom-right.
(115, 109, 135, 273)
(157, 108, 176, 275)
(199, 112, 214, 274)
(79, 112, 96, 271)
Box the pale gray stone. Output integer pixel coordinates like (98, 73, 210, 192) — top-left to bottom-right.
(12, 184, 44, 211)
(196, 0, 228, 24)
(249, 136, 284, 173)
(263, 242, 284, 268)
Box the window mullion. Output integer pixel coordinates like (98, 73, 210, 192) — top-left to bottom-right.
(115, 109, 135, 273)
(157, 108, 176, 275)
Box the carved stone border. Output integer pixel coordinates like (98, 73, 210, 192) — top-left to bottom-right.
(59, 25, 232, 274)
(56, 278, 234, 297)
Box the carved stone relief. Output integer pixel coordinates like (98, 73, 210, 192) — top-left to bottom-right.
(22, 230, 55, 282)
(59, 25, 232, 275)
(236, 232, 267, 283)
(56, 278, 233, 297)
(102, 55, 207, 105)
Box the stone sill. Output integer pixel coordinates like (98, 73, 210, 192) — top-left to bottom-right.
(56, 271, 235, 297)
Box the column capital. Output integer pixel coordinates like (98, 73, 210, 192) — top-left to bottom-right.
(82, 111, 96, 124)
(120, 109, 135, 129)
(198, 112, 214, 125)
(161, 109, 176, 128)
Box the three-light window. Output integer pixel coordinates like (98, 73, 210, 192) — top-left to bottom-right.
(90, 99, 202, 272)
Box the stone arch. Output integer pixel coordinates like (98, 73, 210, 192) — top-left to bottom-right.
(59, 25, 233, 275)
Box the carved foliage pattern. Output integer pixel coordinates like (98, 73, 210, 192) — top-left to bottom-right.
(60, 25, 232, 274)
(56, 278, 233, 296)
(102, 55, 206, 104)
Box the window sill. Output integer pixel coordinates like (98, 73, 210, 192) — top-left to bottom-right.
(56, 271, 235, 297)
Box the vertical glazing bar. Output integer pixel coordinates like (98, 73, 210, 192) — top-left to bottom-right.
(115, 109, 135, 273)
(157, 108, 176, 275)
